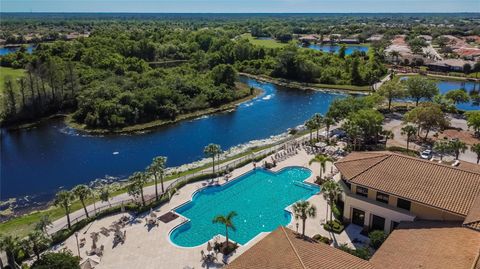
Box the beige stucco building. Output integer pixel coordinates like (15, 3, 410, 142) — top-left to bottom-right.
(335, 151, 480, 234)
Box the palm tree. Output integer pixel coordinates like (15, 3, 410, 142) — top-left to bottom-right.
(471, 144, 480, 164)
(321, 180, 343, 224)
(72, 184, 92, 218)
(305, 118, 317, 142)
(292, 201, 317, 237)
(100, 186, 111, 206)
(449, 140, 467, 160)
(343, 121, 362, 151)
(35, 215, 52, 235)
(309, 154, 333, 179)
(324, 117, 335, 141)
(433, 140, 452, 161)
(0, 234, 20, 269)
(147, 156, 167, 201)
(382, 130, 394, 145)
(389, 50, 400, 64)
(54, 190, 75, 229)
(311, 113, 323, 140)
(401, 125, 418, 151)
(25, 230, 51, 261)
(204, 144, 222, 175)
(212, 211, 237, 247)
(127, 172, 147, 206)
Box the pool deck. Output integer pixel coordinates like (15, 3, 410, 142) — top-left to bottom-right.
(57, 147, 367, 269)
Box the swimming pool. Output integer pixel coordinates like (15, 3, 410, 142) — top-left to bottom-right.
(169, 167, 319, 247)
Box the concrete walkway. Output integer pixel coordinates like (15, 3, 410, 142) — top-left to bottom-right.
(51, 145, 364, 269)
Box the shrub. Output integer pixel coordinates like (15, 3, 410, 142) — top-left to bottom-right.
(337, 244, 371, 260)
(368, 230, 387, 250)
(312, 234, 332, 244)
(30, 251, 80, 269)
(323, 220, 345, 234)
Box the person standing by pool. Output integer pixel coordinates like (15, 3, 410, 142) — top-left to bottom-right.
(253, 162, 256, 170)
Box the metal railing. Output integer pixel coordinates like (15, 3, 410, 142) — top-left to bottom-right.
(51, 133, 310, 234)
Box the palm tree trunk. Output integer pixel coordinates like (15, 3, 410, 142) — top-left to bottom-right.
(319, 166, 322, 179)
(212, 156, 215, 174)
(225, 226, 229, 246)
(302, 218, 306, 237)
(66, 210, 71, 229)
(406, 139, 410, 151)
(330, 201, 334, 223)
(154, 174, 158, 201)
(81, 200, 89, 218)
(160, 174, 165, 194)
(388, 98, 392, 110)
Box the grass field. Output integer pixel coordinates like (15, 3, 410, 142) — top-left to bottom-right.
(241, 33, 287, 49)
(0, 67, 25, 91)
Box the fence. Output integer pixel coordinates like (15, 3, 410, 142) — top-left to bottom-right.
(51, 133, 310, 234)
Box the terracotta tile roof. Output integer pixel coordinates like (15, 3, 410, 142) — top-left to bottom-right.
(370, 221, 480, 269)
(335, 152, 480, 216)
(226, 227, 373, 269)
(464, 195, 480, 231)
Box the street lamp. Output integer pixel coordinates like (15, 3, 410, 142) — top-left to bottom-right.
(74, 232, 80, 258)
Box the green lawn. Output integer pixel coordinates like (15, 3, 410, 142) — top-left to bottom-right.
(241, 33, 287, 49)
(0, 67, 25, 92)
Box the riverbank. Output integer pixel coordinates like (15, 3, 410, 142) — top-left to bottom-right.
(240, 72, 372, 94)
(65, 82, 262, 134)
(3, 82, 262, 134)
(399, 72, 480, 82)
(0, 128, 306, 237)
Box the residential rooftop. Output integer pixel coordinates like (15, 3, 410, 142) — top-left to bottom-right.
(226, 226, 373, 269)
(369, 221, 480, 269)
(335, 151, 480, 219)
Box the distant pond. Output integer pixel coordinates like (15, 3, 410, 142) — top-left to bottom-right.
(0, 45, 35, 56)
(305, 44, 369, 55)
(400, 77, 480, 111)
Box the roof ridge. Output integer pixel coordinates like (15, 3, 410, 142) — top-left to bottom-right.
(281, 226, 307, 269)
(348, 154, 392, 181)
(336, 152, 390, 164)
(388, 152, 480, 178)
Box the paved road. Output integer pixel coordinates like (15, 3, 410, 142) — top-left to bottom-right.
(384, 113, 479, 164)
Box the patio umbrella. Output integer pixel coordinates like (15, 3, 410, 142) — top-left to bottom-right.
(315, 142, 327, 148)
(80, 257, 100, 269)
(324, 146, 337, 152)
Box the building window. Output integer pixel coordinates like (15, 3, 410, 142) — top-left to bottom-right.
(371, 215, 386, 231)
(376, 192, 389, 204)
(397, 198, 411, 211)
(356, 186, 368, 197)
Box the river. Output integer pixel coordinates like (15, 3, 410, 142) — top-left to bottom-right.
(0, 77, 346, 203)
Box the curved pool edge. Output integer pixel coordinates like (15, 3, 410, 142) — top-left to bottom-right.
(167, 165, 319, 249)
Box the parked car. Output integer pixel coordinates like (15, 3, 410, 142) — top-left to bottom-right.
(420, 149, 432, 159)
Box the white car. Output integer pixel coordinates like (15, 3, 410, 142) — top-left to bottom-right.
(420, 150, 432, 159)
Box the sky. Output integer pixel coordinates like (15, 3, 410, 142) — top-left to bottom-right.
(1, 0, 479, 13)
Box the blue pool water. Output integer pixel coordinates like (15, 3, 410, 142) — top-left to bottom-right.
(306, 44, 369, 55)
(170, 167, 318, 247)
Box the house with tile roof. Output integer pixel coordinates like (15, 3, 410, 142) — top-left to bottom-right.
(335, 151, 480, 234)
(226, 151, 480, 269)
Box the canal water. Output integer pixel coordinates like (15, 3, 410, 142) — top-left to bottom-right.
(1, 77, 345, 201)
